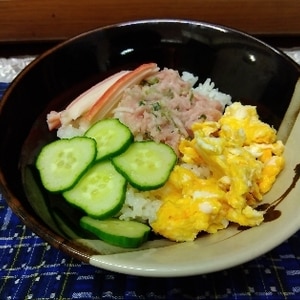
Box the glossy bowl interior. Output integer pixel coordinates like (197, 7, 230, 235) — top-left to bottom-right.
(1, 20, 300, 277)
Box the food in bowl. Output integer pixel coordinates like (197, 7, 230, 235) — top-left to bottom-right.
(34, 63, 285, 248)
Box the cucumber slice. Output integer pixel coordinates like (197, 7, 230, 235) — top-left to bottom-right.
(63, 160, 126, 219)
(36, 137, 96, 192)
(112, 141, 177, 191)
(85, 118, 133, 161)
(80, 216, 151, 248)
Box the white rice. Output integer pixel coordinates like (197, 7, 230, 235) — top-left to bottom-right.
(194, 78, 232, 108)
(181, 71, 199, 86)
(57, 124, 85, 139)
(118, 187, 163, 224)
(182, 71, 232, 108)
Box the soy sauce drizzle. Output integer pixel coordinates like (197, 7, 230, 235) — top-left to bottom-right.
(260, 163, 300, 222)
(237, 163, 300, 231)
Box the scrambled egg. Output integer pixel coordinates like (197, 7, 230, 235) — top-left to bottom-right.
(150, 102, 285, 242)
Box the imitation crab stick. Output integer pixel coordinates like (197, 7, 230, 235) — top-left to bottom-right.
(82, 63, 159, 126)
(47, 70, 129, 130)
(47, 63, 159, 132)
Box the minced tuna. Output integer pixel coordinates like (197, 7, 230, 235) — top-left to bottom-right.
(113, 68, 231, 153)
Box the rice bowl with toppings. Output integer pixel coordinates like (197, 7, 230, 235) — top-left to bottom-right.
(42, 63, 285, 245)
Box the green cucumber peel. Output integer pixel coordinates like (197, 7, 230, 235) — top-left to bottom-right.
(36, 136, 97, 192)
(63, 160, 127, 219)
(85, 118, 133, 161)
(112, 141, 177, 191)
(80, 216, 151, 248)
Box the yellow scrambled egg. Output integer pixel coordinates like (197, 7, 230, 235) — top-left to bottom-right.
(150, 102, 285, 242)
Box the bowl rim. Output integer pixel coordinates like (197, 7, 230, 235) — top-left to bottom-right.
(9, 18, 300, 80)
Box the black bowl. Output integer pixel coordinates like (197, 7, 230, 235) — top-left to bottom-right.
(1, 20, 300, 277)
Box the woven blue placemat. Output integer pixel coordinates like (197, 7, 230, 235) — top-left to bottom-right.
(1, 82, 300, 299)
(0, 83, 8, 98)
